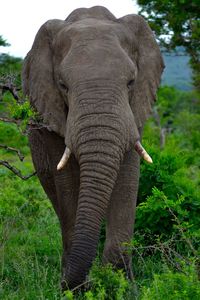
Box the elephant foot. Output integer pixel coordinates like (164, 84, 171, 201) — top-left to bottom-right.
(61, 264, 90, 292)
(103, 248, 134, 280)
(61, 275, 82, 292)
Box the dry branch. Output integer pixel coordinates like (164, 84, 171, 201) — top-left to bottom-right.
(0, 144, 24, 161)
(0, 79, 39, 180)
(153, 107, 168, 149)
(0, 80, 21, 102)
(0, 117, 20, 124)
(0, 160, 36, 180)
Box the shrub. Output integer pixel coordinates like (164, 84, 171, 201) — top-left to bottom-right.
(64, 263, 131, 300)
(135, 187, 200, 254)
(140, 264, 200, 300)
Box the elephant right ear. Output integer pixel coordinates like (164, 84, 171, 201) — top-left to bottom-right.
(22, 19, 67, 137)
(119, 15, 165, 128)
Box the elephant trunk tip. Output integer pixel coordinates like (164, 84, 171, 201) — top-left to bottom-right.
(57, 147, 71, 171)
(134, 141, 153, 164)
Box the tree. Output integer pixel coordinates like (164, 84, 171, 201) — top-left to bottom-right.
(0, 35, 22, 76)
(0, 35, 9, 47)
(137, 0, 200, 90)
(0, 36, 35, 180)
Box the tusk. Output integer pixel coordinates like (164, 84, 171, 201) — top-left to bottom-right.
(134, 141, 153, 164)
(57, 147, 71, 171)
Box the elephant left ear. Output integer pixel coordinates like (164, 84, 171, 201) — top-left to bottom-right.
(22, 20, 67, 137)
(119, 15, 165, 128)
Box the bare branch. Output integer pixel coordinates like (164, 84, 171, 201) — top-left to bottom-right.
(0, 83, 19, 100)
(0, 160, 36, 180)
(0, 144, 24, 161)
(0, 117, 20, 124)
(167, 205, 199, 258)
(153, 107, 167, 149)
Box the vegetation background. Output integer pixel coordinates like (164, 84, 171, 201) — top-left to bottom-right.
(0, 1, 199, 299)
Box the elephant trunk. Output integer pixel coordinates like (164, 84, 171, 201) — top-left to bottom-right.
(64, 140, 122, 288)
(62, 83, 131, 288)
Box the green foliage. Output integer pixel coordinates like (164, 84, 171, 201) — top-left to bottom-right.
(0, 54, 23, 76)
(87, 264, 128, 300)
(140, 264, 200, 300)
(138, 0, 200, 90)
(0, 122, 28, 150)
(9, 99, 38, 130)
(136, 188, 187, 236)
(135, 188, 200, 260)
(0, 138, 61, 299)
(1, 85, 39, 133)
(64, 263, 130, 300)
(0, 35, 9, 47)
(10, 100, 32, 120)
(0, 172, 47, 219)
(64, 290, 74, 300)
(0, 34, 22, 76)
(137, 86, 200, 250)
(0, 205, 62, 299)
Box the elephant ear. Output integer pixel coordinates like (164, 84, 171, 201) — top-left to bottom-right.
(120, 15, 165, 128)
(22, 19, 67, 137)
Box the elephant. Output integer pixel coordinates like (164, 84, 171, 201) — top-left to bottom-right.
(22, 6, 164, 289)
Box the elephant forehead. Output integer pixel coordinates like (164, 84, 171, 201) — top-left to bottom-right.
(53, 18, 132, 54)
(65, 43, 133, 73)
(59, 51, 137, 87)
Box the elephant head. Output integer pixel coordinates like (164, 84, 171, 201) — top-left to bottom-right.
(23, 6, 164, 288)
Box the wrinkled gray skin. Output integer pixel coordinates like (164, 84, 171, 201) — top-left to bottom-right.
(23, 6, 164, 289)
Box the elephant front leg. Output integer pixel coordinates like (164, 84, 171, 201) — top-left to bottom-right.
(103, 150, 140, 278)
(29, 127, 80, 283)
(53, 165, 79, 273)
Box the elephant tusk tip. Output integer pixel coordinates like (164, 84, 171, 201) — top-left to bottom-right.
(57, 162, 63, 171)
(134, 141, 153, 164)
(143, 153, 153, 164)
(57, 147, 71, 171)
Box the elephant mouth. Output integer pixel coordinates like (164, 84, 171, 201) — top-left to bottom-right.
(57, 140, 152, 171)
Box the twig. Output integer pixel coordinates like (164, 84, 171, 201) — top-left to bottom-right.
(167, 206, 198, 257)
(0, 160, 36, 180)
(0, 144, 24, 161)
(0, 117, 20, 124)
(153, 107, 170, 149)
(71, 279, 93, 292)
(0, 82, 20, 101)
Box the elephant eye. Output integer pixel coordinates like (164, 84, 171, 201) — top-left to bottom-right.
(59, 80, 68, 92)
(127, 79, 135, 90)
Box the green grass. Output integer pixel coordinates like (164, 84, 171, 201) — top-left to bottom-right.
(0, 170, 62, 299)
(0, 123, 63, 298)
(1, 214, 62, 299)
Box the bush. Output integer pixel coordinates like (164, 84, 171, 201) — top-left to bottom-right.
(140, 264, 200, 300)
(64, 263, 131, 300)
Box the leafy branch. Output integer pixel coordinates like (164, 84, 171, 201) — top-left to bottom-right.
(0, 76, 39, 180)
(138, 0, 200, 90)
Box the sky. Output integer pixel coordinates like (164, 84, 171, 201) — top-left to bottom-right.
(0, 0, 138, 58)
